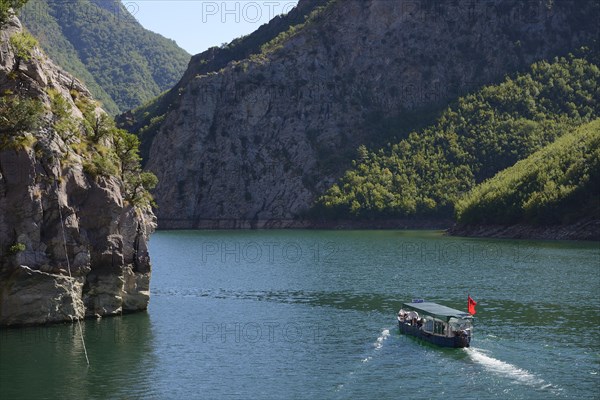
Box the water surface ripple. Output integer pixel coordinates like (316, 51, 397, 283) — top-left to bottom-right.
(1, 230, 598, 399)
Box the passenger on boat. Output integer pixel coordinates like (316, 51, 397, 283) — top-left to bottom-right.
(397, 309, 407, 321)
(407, 311, 419, 326)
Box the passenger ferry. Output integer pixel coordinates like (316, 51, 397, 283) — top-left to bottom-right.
(397, 300, 473, 348)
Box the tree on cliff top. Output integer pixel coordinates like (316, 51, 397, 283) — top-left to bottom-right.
(0, 0, 27, 27)
(9, 30, 37, 71)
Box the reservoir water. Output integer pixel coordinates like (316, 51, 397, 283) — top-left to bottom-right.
(1, 230, 599, 399)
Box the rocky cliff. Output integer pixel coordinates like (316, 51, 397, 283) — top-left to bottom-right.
(0, 16, 155, 326)
(132, 0, 599, 229)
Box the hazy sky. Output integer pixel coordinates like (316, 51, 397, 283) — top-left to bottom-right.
(123, 0, 300, 55)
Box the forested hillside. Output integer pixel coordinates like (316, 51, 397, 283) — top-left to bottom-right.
(317, 53, 599, 221)
(456, 119, 599, 226)
(19, 0, 190, 114)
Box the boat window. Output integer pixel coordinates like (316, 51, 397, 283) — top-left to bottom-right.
(423, 318, 434, 332)
(449, 317, 472, 331)
(434, 321, 445, 335)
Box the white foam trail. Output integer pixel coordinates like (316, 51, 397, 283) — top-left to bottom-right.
(374, 329, 390, 350)
(336, 328, 391, 392)
(360, 329, 390, 366)
(466, 347, 561, 393)
(466, 348, 540, 384)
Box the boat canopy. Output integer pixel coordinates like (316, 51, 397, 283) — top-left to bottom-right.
(402, 301, 472, 322)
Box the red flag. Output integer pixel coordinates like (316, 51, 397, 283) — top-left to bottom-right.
(468, 295, 477, 315)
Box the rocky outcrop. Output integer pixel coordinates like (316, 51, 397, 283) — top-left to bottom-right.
(139, 0, 599, 229)
(0, 16, 155, 326)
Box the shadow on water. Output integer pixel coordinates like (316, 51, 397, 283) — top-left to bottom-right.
(0, 312, 156, 400)
(152, 286, 404, 314)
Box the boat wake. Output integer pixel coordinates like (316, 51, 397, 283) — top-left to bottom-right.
(336, 327, 392, 393)
(362, 328, 390, 363)
(465, 348, 561, 394)
(374, 328, 390, 350)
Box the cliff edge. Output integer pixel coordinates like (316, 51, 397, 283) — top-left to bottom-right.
(0, 15, 156, 326)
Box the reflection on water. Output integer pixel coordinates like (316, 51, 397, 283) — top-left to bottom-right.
(152, 287, 402, 313)
(0, 313, 155, 400)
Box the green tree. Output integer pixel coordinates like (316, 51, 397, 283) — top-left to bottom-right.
(0, 0, 28, 27)
(125, 171, 158, 207)
(0, 93, 42, 135)
(9, 31, 37, 71)
(47, 88, 80, 144)
(0, 91, 43, 150)
(72, 99, 159, 209)
(114, 129, 142, 180)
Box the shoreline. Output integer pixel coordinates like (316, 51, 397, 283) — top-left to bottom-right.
(155, 218, 599, 241)
(447, 220, 600, 241)
(155, 218, 454, 231)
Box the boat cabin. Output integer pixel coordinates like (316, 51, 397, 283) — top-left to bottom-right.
(397, 300, 473, 347)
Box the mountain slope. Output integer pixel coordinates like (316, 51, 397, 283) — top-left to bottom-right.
(118, 0, 332, 163)
(129, 0, 599, 229)
(318, 54, 599, 219)
(456, 119, 600, 226)
(19, 0, 190, 114)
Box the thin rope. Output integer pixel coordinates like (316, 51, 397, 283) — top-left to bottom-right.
(55, 161, 90, 366)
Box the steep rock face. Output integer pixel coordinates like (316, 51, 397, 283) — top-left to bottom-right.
(144, 0, 599, 229)
(118, 0, 331, 162)
(0, 16, 155, 326)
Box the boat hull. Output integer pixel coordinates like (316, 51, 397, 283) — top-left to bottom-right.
(398, 321, 470, 348)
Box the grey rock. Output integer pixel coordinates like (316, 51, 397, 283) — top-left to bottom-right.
(0, 265, 84, 326)
(0, 16, 156, 326)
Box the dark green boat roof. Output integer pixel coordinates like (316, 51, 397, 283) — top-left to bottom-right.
(402, 301, 472, 322)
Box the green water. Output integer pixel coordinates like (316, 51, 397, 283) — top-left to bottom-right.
(1, 230, 599, 399)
